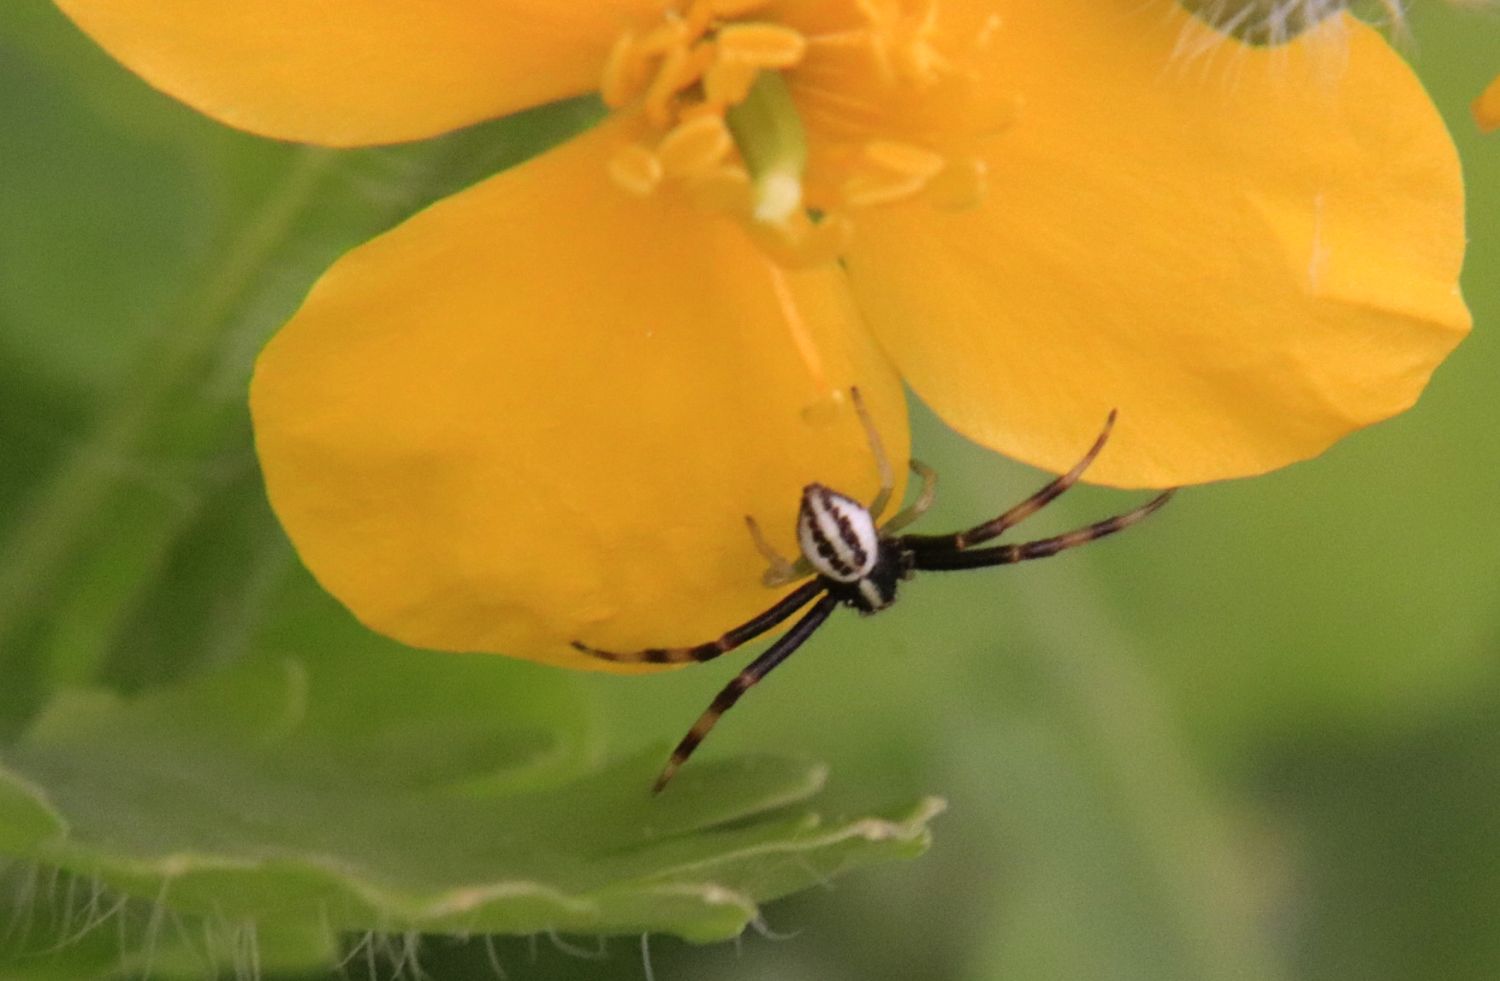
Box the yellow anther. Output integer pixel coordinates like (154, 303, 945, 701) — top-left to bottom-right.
(842, 170, 929, 208)
(703, 58, 761, 108)
(800, 29, 870, 53)
(862, 140, 947, 181)
(607, 144, 664, 197)
(639, 17, 694, 57)
(715, 23, 808, 69)
(842, 141, 948, 207)
(657, 114, 734, 178)
(601, 32, 652, 108)
(643, 41, 715, 128)
(643, 47, 686, 127)
(840, 145, 984, 211)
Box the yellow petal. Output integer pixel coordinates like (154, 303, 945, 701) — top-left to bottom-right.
(251, 117, 906, 669)
(1476, 73, 1500, 133)
(54, 0, 660, 146)
(845, 4, 1469, 487)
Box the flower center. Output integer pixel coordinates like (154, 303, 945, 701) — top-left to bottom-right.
(600, 0, 1012, 266)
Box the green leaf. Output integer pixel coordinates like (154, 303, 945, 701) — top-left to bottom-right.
(0, 566, 938, 948)
(0, 602, 939, 945)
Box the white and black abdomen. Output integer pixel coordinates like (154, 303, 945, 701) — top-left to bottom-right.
(796, 484, 908, 614)
(798, 484, 878, 581)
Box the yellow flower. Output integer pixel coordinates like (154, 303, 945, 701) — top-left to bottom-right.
(56, 0, 1468, 668)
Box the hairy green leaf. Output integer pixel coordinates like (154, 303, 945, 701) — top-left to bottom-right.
(0, 616, 938, 945)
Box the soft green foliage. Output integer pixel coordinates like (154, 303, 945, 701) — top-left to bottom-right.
(0, 579, 936, 947)
(1, 2, 1498, 980)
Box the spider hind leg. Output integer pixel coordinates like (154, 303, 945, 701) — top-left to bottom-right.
(571, 579, 825, 665)
(653, 593, 837, 793)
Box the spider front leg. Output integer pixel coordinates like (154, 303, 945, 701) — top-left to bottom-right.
(878, 459, 938, 536)
(849, 386, 897, 520)
(746, 386, 894, 588)
(902, 410, 1117, 553)
(911, 489, 1174, 571)
(745, 514, 813, 587)
(652, 593, 838, 793)
(572, 579, 825, 664)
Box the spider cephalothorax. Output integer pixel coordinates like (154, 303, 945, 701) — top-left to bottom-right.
(574, 391, 1174, 792)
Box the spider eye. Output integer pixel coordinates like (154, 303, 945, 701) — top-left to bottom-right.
(797, 484, 878, 582)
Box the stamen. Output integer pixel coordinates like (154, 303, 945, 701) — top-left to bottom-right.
(640, 17, 696, 57)
(704, 58, 761, 107)
(607, 144, 663, 196)
(716, 23, 807, 68)
(600, 31, 650, 108)
(601, 0, 1007, 265)
(644, 42, 716, 128)
(657, 114, 734, 177)
(864, 140, 947, 179)
(841, 140, 945, 208)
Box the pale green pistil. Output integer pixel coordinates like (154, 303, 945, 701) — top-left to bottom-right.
(723, 71, 808, 223)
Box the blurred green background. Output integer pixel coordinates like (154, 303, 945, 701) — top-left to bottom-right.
(2, 2, 1498, 979)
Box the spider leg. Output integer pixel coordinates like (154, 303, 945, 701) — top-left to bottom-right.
(652, 593, 838, 793)
(850, 387, 897, 520)
(745, 514, 814, 586)
(911, 489, 1174, 571)
(878, 459, 938, 536)
(752, 387, 896, 587)
(571, 579, 825, 665)
(902, 410, 1116, 552)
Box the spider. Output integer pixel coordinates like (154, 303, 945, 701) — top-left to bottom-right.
(573, 390, 1175, 793)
